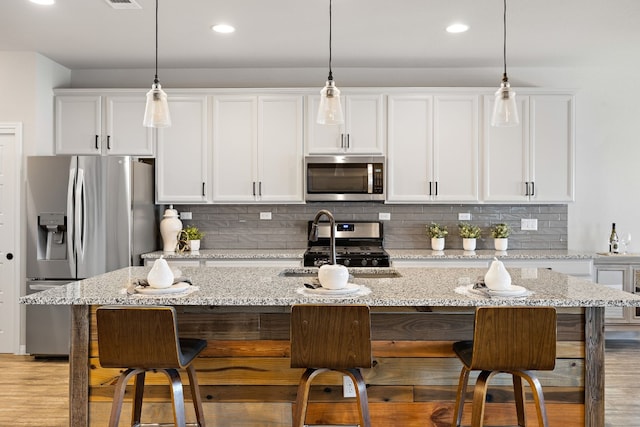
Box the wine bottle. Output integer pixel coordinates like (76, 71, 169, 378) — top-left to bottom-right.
(609, 223, 619, 254)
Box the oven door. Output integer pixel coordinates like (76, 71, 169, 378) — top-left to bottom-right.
(305, 156, 384, 201)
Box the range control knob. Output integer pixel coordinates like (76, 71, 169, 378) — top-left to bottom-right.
(361, 259, 368, 266)
(343, 259, 351, 267)
(371, 259, 379, 267)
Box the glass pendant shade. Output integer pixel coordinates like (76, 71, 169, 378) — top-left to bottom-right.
(491, 81, 519, 127)
(317, 80, 344, 125)
(143, 82, 171, 128)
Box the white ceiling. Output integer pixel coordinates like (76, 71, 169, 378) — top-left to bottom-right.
(1, 0, 639, 70)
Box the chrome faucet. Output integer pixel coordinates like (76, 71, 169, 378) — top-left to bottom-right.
(309, 209, 336, 265)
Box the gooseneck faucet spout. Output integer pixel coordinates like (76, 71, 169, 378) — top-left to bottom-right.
(309, 209, 336, 265)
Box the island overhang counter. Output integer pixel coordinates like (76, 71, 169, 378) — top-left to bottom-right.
(20, 265, 640, 426)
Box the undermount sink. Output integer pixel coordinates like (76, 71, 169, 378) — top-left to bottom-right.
(280, 267, 401, 279)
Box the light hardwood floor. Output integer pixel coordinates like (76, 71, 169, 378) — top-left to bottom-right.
(0, 340, 639, 426)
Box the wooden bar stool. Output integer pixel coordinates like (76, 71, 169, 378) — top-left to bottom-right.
(451, 306, 557, 427)
(290, 304, 372, 427)
(96, 305, 207, 427)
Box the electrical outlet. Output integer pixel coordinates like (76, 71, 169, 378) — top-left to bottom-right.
(180, 211, 192, 220)
(458, 213, 471, 220)
(521, 218, 538, 231)
(343, 376, 356, 398)
(259, 212, 272, 220)
(379, 212, 391, 221)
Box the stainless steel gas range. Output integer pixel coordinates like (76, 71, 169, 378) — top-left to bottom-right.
(303, 221, 390, 267)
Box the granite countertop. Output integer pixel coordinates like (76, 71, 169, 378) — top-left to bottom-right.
(142, 249, 594, 261)
(19, 265, 640, 308)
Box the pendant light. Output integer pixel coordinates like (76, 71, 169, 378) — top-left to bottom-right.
(143, 0, 171, 128)
(317, 0, 344, 125)
(491, 0, 519, 127)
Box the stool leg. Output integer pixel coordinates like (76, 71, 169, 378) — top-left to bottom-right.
(512, 373, 526, 427)
(471, 370, 497, 427)
(452, 366, 471, 427)
(163, 368, 187, 427)
(131, 371, 146, 426)
(517, 370, 549, 427)
(108, 368, 142, 427)
(186, 363, 206, 427)
(293, 368, 328, 427)
(343, 368, 371, 427)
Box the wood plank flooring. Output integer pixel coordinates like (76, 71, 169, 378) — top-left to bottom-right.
(0, 340, 638, 426)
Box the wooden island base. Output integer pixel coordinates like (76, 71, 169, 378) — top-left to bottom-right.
(73, 305, 599, 426)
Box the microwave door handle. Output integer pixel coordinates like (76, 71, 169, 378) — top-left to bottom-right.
(367, 164, 374, 193)
(67, 167, 76, 274)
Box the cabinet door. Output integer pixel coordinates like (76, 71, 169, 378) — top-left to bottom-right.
(433, 95, 479, 201)
(55, 95, 102, 155)
(595, 267, 628, 323)
(529, 95, 575, 202)
(212, 96, 257, 202)
(482, 96, 530, 202)
(306, 94, 345, 154)
(258, 95, 304, 203)
(387, 95, 433, 202)
(343, 94, 385, 154)
(156, 95, 209, 203)
(105, 96, 154, 156)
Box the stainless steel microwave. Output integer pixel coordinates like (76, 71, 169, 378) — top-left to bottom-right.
(305, 156, 385, 201)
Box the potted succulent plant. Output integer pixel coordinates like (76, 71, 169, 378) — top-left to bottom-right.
(426, 223, 448, 251)
(182, 225, 204, 251)
(491, 223, 511, 251)
(458, 223, 481, 251)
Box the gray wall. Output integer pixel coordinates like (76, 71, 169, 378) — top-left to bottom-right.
(174, 203, 567, 250)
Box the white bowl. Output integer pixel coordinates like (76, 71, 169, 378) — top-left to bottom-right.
(318, 264, 349, 290)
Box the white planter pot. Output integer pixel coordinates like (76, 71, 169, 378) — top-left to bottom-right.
(494, 238, 508, 251)
(189, 239, 201, 251)
(431, 237, 445, 251)
(463, 238, 477, 251)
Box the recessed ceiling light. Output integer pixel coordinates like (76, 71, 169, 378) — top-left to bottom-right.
(446, 23, 469, 33)
(30, 0, 55, 4)
(211, 24, 235, 34)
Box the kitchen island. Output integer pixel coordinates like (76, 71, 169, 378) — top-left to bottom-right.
(21, 265, 640, 426)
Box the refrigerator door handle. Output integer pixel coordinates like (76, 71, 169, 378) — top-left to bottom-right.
(75, 168, 86, 263)
(67, 167, 77, 274)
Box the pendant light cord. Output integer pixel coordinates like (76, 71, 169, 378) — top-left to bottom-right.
(502, 0, 508, 82)
(154, 0, 159, 84)
(327, 0, 333, 81)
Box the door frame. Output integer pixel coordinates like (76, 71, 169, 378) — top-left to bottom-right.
(0, 123, 23, 354)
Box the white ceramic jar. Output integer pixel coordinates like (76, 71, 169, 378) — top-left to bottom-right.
(160, 205, 182, 253)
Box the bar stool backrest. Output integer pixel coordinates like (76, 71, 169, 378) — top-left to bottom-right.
(290, 304, 372, 370)
(97, 305, 184, 369)
(470, 306, 557, 371)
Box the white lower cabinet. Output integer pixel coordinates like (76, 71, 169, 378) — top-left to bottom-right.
(212, 95, 304, 203)
(594, 262, 640, 325)
(387, 94, 479, 202)
(156, 95, 209, 203)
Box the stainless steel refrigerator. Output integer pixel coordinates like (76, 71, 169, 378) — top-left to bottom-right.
(25, 156, 157, 356)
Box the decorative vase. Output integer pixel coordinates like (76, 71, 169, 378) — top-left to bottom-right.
(431, 237, 445, 251)
(463, 238, 476, 251)
(318, 264, 349, 290)
(160, 205, 182, 253)
(494, 238, 508, 251)
(189, 239, 201, 251)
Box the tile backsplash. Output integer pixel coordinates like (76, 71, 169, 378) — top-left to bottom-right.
(172, 203, 567, 250)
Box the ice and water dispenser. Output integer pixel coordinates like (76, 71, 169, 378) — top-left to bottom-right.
(37, 213, 67, 260)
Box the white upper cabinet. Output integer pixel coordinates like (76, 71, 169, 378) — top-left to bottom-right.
(387, 94, 479, 202)
(212, 95, 304, 203)
(55, 93, 153, 156)
(306, 93, 385, 155)
(483, 93, 574, 202)
(156, 95, 209, 203)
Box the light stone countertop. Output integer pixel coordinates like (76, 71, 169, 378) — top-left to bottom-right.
(141, 249, 594, 261)
(19, 265, 640, 308)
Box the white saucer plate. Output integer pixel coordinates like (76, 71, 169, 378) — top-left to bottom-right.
(487, 285, 529, 297)
(135, 282, 191, 295)
(304, 283, 361, 296)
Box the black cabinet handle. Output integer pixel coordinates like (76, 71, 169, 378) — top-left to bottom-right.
(95, 135, 99, 150)
(259, 181, 262, 196)
(435, 181, 439, 196)
(202, 182, 205, 197)
(530, 181, 535, 196)
(346, 134, 350, 149)
(252, 182, 256, 196)
(340, 134, 345, 149)
(525, 182, 530, 196)
(107, 135, 111, 150)
(429, 181, 432, 196)
(6, 253, 13, 260)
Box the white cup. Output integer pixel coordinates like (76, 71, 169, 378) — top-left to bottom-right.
(318, 264, 349, 290)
